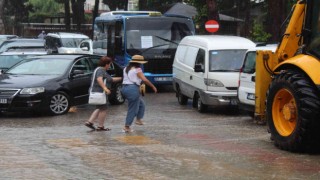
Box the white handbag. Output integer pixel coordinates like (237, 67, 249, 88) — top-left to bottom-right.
(88, 68, 106, 105)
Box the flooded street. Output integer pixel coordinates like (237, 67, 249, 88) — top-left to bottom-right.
(0, 89, 320, 179)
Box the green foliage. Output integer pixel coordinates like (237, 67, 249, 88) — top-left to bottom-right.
(29, 0, 63, 15)
(184, 0, 207, 34)
(251, 20, 271, 42)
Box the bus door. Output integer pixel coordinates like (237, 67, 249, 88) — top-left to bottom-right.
(106, 21, 124, 65)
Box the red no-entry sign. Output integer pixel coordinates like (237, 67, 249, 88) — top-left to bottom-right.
(205, 20, 219, 33)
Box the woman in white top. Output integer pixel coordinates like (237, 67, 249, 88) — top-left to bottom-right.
(121, 55, 157, 132)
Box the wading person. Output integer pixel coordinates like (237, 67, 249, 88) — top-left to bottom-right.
(121, 55, 157, 133)
(85, 56, 122, 131)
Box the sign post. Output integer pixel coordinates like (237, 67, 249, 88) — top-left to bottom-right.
(205, 20, 219, 33)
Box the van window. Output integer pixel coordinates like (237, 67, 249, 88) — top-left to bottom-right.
(195, 48, 205, 70)
(61, 38, 88, 48)
(184, 46, 198, 67)
(242, 51, 256, 73)
(175, 45, 187, 63)
(209, 50, 246, 72)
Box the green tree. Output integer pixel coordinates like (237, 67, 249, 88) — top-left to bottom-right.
(2, 0, 32, 34)
(251, 20, 271, 42)
(28, 0, 63, 22)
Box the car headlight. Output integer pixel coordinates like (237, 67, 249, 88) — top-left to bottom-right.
(204, 78, 224, 87)
(20, 87, 45, 94)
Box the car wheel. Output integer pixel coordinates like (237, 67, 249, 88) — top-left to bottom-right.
(48, 91, 71, 115)
(194, 93, 207, 113)
(109, 83, 125, 105)
(176, 85, 188, 105)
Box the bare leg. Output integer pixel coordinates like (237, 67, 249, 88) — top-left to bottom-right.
(97, 109, 107, 127)
(87, 109, 99, 124)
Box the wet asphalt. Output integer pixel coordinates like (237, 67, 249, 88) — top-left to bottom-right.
(0, 87, 320, 180)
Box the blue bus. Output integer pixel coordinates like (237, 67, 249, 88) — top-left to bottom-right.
(93, 11, 195, 85)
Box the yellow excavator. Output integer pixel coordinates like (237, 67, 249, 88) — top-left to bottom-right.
(255, 0, 320, 152)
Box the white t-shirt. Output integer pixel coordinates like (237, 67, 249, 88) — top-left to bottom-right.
(122, 67, 143, 85)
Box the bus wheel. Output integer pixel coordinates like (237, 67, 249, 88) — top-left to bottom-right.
(266, 70, 320, 152)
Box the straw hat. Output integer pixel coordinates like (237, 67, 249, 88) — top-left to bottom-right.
(129, 55, 148, 64)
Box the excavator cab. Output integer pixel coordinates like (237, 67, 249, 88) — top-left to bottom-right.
(255, 0, 320, 152)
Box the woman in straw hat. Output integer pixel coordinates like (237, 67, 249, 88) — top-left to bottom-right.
(121, 55, 157, 132)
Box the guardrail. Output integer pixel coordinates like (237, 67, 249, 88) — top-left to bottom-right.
(20, 23, 93, 37)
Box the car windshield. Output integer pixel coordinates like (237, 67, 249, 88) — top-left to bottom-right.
(0, 55, 28, 69)
(61, 38, 88, 48)
(7, 58, 72, 75)
(209, 50, 247, 72)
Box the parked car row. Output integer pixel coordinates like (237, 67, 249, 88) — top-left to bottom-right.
(0, 33, 277, 117)
(172, 35, 278, 116)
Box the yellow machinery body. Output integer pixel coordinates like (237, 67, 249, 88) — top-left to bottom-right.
(254, 0, 320, 152)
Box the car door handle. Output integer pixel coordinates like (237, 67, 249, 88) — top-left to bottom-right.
(190, 75, 193, 80)
(251, 76, 255, 82)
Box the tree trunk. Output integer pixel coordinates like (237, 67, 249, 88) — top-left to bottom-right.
(0, 0, 5, 34)
(267, 0, 288, 42)
(92, 0, 99, 39)
(65, 0, 71, 31)
(78, 0, 85, 31)
(206, 0, 219, 21)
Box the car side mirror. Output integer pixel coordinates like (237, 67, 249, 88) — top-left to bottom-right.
(194, 64, 204, 72)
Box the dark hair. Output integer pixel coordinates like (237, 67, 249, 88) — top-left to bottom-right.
(98, 56, 112, 67)
(125, 62, 141, 74)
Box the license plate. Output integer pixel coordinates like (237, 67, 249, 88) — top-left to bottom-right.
(247, 93, 255, 100)
(154, 77, 173, 82)
(0, 99, 7, 104)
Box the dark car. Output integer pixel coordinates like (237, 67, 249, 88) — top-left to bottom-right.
(0, 54, 124, 115)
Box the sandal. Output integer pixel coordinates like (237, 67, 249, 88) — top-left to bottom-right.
(85, 122, 96, 130)
(122, 127, 134, 133)
(135, 120, 144, 125)
(96, 126, 111, 131)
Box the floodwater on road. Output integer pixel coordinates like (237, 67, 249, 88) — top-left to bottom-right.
(0, 89, 320, 179)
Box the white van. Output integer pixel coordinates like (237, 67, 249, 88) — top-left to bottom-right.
(45, 32, 93, 54)
(172, 35, 255, 112)
(237, 44, 277, 116)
